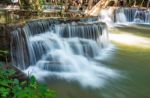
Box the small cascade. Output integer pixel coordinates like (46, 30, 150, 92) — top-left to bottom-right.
(134, 10, 150, 24)
(11, 19, 117, 87)
(98, 8, 116, 26)
(55, 22, 102, 40)
(11, 20, 108, 70)
(114, 8, 138, 23)
(114, 8, 127, 23)
(114, 8, 150, 24)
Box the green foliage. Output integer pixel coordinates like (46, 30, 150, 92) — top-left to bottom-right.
(0, 50, 9, 62)
(39, 0, 45, 5)
(0, 50, 8, 58)
(0, 62, 3, 66)
(0, 66, 56, 98)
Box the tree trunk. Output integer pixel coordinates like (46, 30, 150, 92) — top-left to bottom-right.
(85, 0, 109, 16)
(78, 0, 83, 10)
(64, 0, 69, 11)
(147, 0, 150, 8)
(140, 0, 144, 7)
(18, 0, 22, 9)
(133, 0, 137, 7)
(88, 0, 94, 10)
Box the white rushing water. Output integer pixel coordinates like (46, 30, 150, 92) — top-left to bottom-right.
(114, 8, 150, 24)
(11, 20, 119, 88)
(98, 7, 150, 25)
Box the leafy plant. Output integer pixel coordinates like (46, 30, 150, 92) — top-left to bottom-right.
(0, 65, 56, 98)
(0, 50, 9, 64)
(39, 0, 45, 6)
(0, 50, 8, 57)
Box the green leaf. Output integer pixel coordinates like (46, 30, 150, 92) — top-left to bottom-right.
(13, 79, 19, 85)
(0, 68, 57, 98)
(45, 90, 56, 98)
(0, 87, 10, 97)
(12, 85, 22, 93)
(38, 84, 47, 95)
(29, 76, 36, 84)
(0, 50, 8, 55)
(20, 81, 27, 86)
(0, 50, 9, 57)
(0, 80, 9, 87)
(29, 76, 37, 88)
(5, 69, 16, 76)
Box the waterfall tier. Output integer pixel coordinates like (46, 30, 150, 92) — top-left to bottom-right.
(10, 18, 119, 88)
(114, 8, 150, 24)
(11, 19, 108, 70)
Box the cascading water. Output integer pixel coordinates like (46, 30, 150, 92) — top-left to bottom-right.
(134, 10, 150, 23)
(98, 7, 116, 26)
(11, 19, 118, 88)
(114, 8, 150, 24)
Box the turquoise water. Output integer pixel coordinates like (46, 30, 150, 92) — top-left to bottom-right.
(45, 24, 150, 98)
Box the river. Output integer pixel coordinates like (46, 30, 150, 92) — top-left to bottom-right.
(45, 24, 150, 98)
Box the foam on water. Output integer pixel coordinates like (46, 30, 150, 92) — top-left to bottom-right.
(114, 8, 150, 25)
(24, 44, 118, 88)
(11, 20, 119, 88)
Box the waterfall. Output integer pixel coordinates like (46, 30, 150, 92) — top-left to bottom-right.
(11, 19, 118, 87)
(114, 8, 150, 24)
(98, 8, 116, 26)
(134, 10, 150, 24)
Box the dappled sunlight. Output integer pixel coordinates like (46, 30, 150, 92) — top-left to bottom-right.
(110, 33, 150, 48)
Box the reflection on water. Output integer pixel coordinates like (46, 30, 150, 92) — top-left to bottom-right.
(42, 24, 150, 98)
(110, 33, 150, 48)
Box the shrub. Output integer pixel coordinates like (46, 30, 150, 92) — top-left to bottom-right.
(0, 64, 56, 98)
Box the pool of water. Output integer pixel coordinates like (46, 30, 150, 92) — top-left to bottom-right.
(43, 24, 150, 98)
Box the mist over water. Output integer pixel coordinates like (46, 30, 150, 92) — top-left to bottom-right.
(11, 20, 119, 88)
